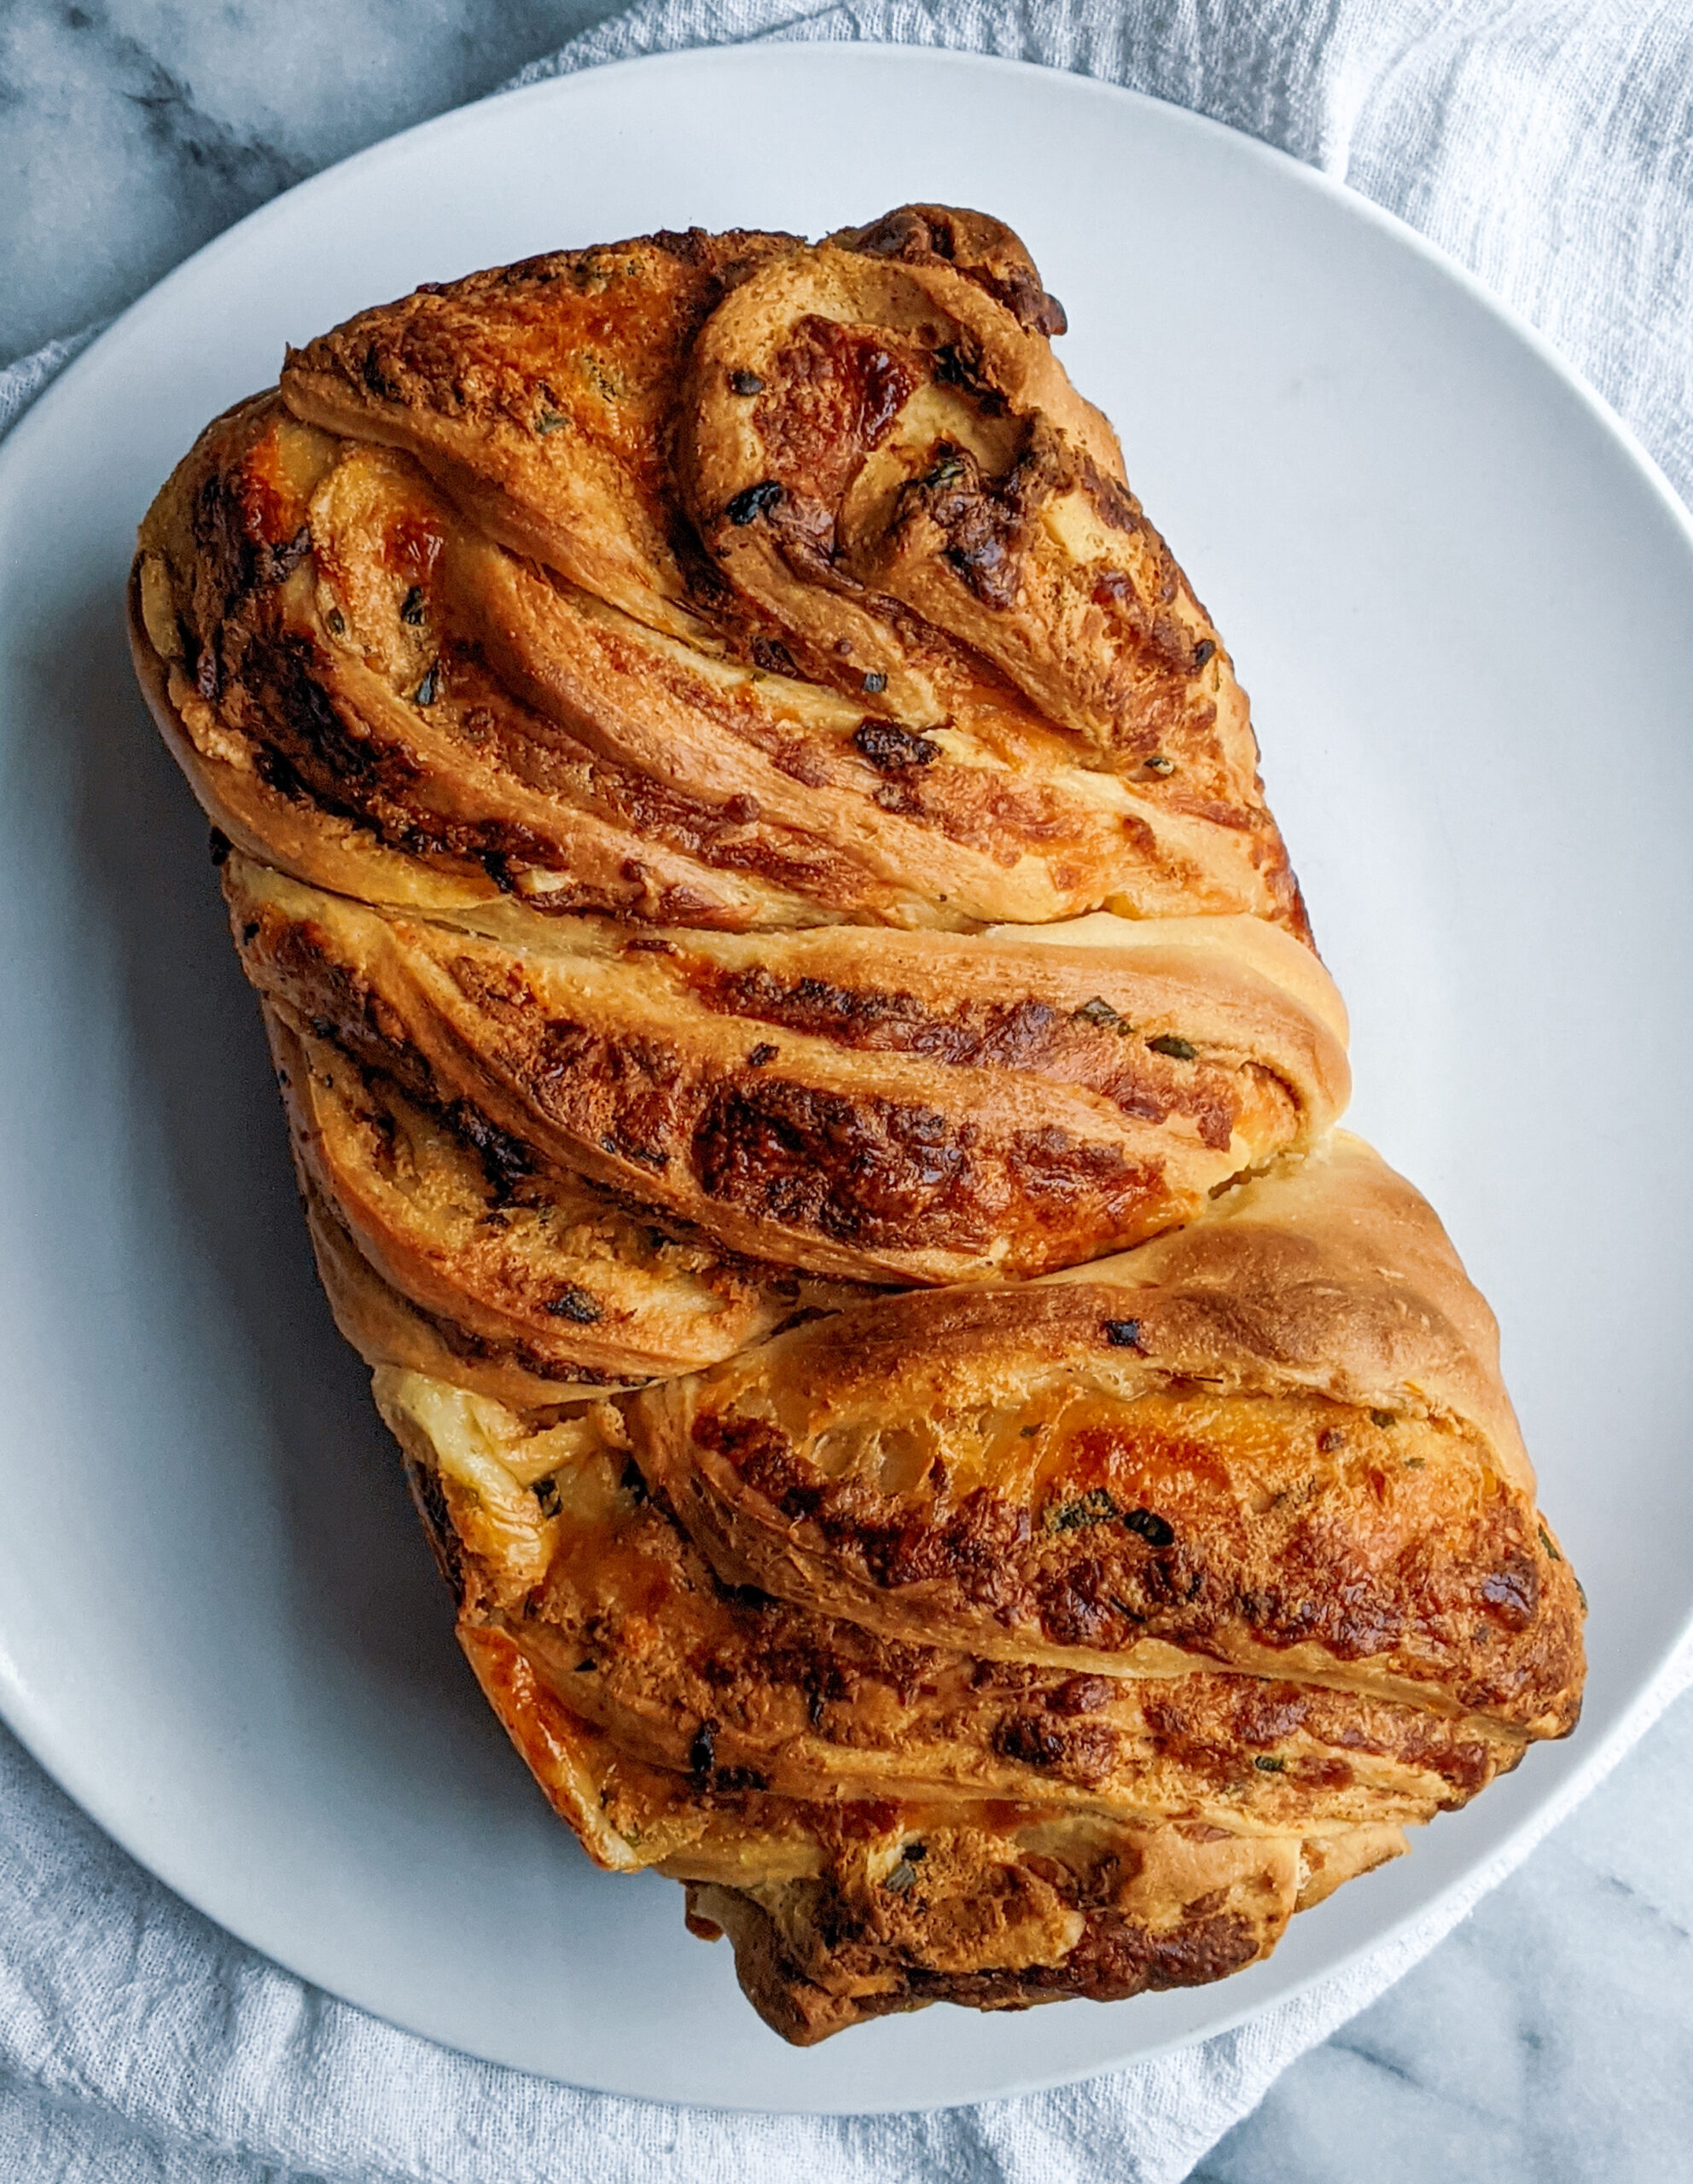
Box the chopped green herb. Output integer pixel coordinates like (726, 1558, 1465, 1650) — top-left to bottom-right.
(1148, 1034, 1197, 1061)
(1102, 1318, 1144, 1350)
(414, 664, 439, 706)
(923, 448, 967, 489)
(1073, 996, 1126, 1031)
(1122, 1507, 1175, 1548)
(1253, 1754, 1287, 1773)
(1192, 638, 1217, 670)
(1048, 1488, 1120, 1533)
(1143, 753, 1176, 776)
(581, 355, 624, 401)
(325, 607, 346, 636)
(1538, 1524, 1562, 1563)
(399, 585, 425, 625)
(729, 369, 764, 396)
(536, 410, 569, 434)
(1369, 1409, 1398, 1430)
(883, 1859, 919, 1894)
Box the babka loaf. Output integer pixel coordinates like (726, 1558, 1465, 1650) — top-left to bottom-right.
(130, 203, 1584, 2044)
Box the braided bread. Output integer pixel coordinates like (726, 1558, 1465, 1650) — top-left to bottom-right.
(130, 204, 1584, 2045)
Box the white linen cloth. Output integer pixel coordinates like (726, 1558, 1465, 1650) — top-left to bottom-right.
(4, 3, 1693, 2176)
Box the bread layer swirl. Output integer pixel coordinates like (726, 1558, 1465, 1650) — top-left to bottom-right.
(226, 853, 1346, 1287)
(632, 1136, 1582, 1736)
(132, 206, 1306, 938)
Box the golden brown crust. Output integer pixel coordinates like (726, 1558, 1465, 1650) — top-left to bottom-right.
(224, 853, 1346, 1288)
(267, 1006, 865, 1392)
(1044, 1132, 1533, 1493)
(134, 211, 1311, 939)
(376, 1368, 1521, 1838)
(631, 1138, 1584, 1734)
(451, 1618, 1398, 2046)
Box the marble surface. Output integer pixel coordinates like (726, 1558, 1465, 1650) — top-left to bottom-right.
(6, 5, 1693, 2178)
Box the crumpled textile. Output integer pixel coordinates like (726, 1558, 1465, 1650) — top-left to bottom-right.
(4, 3, 1692, 2178)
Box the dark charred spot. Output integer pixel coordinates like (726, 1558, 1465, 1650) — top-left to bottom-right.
(1102, 1318, 1144, 1350)
(748, 1043, 778, 1067)
(992, 1711, 1116, 1785)
(361, 344, 401, 400)
(904, 429, 1067, 612)
(648, 226, 713, 264)
(712, 1766, 770, 1794)
(404, 1455, 463, 1605)
(446, 1102, 534, 1202)
(245, 633, 389, 790)
(689, 1719, 718, 1779)
(544, 1287, 602, 1324)
(852, 719, 940, 771)
(837, 204, 1067, 335)
(726, 479, 784, 526)
(1479, 1557, 1539, 1631)
(600, 1130, 669, 1170)
(1049, 1676, 1116, 1715)
(931, 340, 1008, 415)
(399, 585, 426, 625)
(1123, 1507, 1176, 1548)
(691, 1079, 974, 1248)
(208, 828, 231, 867)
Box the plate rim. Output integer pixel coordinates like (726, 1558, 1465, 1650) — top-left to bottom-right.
(3, 38, 1691, 2115)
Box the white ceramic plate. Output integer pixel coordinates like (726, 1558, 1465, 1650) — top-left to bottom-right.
(2, 42, 1690, 2116)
